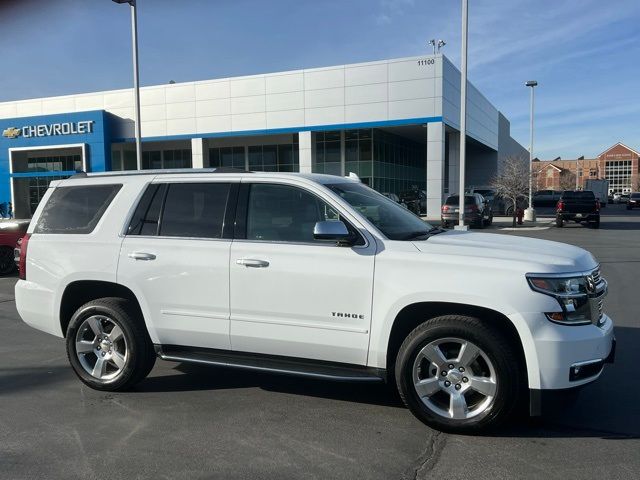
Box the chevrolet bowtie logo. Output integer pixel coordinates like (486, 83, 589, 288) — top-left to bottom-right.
(2, 127, 21, 139)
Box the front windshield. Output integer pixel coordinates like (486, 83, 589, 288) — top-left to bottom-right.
(325, 182, 434, 240)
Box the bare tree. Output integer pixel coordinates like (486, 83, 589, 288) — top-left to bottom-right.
(559, 171, 577, 191)
(491, 156, 530, 227)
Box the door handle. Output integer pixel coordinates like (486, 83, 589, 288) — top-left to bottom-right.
(236, 258, 269, 268)
(128, 252, 157, 261)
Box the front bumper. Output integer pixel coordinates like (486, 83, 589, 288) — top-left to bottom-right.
(525, 312, 615, 391)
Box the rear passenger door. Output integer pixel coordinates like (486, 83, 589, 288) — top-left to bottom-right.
(118, 180, 237, 350)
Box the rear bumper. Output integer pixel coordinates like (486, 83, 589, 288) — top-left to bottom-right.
(15, 279, 62, 337)
(557, 212, 599, 221)
(441, 213, 481, 224)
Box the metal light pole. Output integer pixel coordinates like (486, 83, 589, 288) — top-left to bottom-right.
(455, 0, 469, 230)
(113, 0, 142, 170)
(524, 80, 538, 222)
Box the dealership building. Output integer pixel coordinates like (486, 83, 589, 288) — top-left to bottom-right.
(0, 54, 526, 218)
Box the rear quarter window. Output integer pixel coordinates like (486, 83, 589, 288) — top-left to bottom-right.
(34, 184, 122, 234)
(561, 191, 595, 200)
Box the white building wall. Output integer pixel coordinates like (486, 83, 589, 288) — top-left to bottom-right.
(441, 56, 499, 150)
(0, 56, 447, 142)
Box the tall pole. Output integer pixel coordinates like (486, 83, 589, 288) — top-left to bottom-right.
(524, 80, 537, 221)
(529, 85, 534, 208)
(456, 0, 468, 229)
(130, 1, 142, 170)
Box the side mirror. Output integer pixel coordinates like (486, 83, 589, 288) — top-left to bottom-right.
(313, 220, 353, 244)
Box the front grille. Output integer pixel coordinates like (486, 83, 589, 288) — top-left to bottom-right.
(588, 267, 606, 326)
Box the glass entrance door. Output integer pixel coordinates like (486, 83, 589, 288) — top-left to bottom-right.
(10, 146, 84, 218)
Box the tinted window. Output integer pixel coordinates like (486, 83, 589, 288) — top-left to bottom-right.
(127, 184, 166, 236)
(34, 184, 121, 234)
(630, 193, 640, 199)
(246, 184, 345, 243)
(326, 182, 432, 241)
(562, 191, 595, 200)
(444, 195, 475, 206)
(159, 183, 230, 238)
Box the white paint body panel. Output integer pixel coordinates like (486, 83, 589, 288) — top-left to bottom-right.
(15, 172, 614, 391)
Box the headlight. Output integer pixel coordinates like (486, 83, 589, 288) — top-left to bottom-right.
(527, 275, 592, 325)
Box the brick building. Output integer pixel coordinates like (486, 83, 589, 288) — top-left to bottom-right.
(533, 142, 639, 193)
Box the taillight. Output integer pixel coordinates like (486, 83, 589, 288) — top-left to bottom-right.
(442, 205, 449, 212)
(18, 233, 30, 281)
(557, 200, 564, 211)
(595, 201, 600, 211)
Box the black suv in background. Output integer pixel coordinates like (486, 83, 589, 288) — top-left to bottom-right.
(627, 192, 640, 210)
(399, 189, 426, 215)
(441, 193, 492, 228)
(533, 190, 562, 207)
(556, 190, 600, 228)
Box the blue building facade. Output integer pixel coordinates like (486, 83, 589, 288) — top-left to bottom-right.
(0, 110, 113, 217)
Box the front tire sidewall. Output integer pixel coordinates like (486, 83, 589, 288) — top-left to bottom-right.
(66, 302, 143, 391)
(396, 319, 519, 432)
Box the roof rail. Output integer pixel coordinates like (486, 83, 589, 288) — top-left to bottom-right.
(65, 167, 252, 179)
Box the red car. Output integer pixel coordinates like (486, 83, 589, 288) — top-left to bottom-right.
(0, 220, 29, 275)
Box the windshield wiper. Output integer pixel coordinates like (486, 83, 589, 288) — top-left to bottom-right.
(402, 227, 445, 240)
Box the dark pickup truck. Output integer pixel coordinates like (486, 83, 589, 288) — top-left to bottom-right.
(556, 190, 600, 228)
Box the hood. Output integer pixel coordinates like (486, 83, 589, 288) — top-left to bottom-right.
(412, 231, 597, 274)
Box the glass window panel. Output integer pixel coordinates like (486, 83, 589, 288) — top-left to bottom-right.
(248, 146, 262, 169)
(246, 184, 341, 243)
(160, 183, 230, 238)
(34, 185, 122, 234)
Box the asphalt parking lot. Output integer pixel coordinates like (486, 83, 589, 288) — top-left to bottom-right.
(1, 204, 639, 480)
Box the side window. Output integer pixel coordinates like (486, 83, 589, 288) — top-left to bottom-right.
(159, 183, 230, 239)
(34, 184, 122, 234)
(127, 184, 166, 236)
(246, 184, 344, 243)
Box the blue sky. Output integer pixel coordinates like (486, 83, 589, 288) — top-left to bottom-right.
(0, 0, 638, 159)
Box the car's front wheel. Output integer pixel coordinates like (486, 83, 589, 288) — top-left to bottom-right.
(395, 315, 521, 433)
(66, 297, 156, 391)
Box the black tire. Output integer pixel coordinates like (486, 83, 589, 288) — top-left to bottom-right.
(395, 315, 522, 433)
(591, 218, 600, 229)
(556, 216, 563, 228)
(0, 246, 16, 276)
(505, 206, 514, 217)
(66, 297, 156, 391)
(487, 214, 493, 226)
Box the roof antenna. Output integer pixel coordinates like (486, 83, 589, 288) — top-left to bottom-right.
(347, 172, 361, 182)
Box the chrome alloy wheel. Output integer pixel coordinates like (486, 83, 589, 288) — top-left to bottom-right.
(75, 315, 128, 380)
(412, 337, 497, 420)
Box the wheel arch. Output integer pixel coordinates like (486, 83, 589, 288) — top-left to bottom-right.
(385, 302, 533, 388)
(59, 280, 148, 339)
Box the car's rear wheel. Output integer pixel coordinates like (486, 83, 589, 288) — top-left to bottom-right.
(0, 246, 16, 276)
(395, 315, 521, 433)
(66, 297, 156, 391)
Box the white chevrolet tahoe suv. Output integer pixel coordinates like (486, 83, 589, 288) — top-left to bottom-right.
(16, 169, 615, 432)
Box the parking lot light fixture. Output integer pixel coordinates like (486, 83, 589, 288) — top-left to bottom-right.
(113, 0, 142, 171)
(524, 80, 538, 222)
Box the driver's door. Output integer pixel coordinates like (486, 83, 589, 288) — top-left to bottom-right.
(229, 182, 376, 365)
